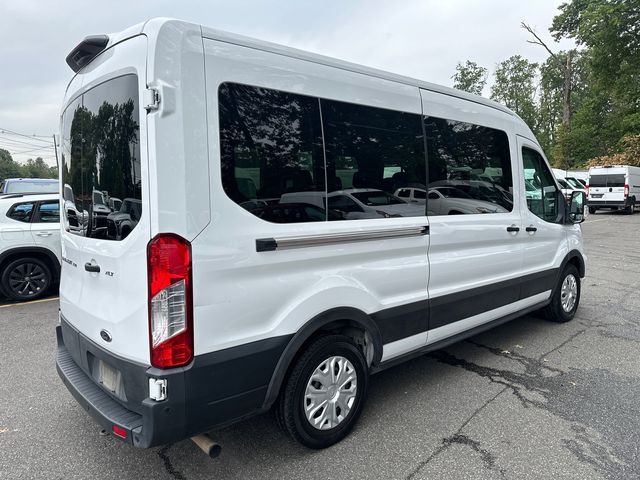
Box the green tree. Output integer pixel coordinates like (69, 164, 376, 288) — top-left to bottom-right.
(452, 61, 488, 95)
(490, 55, 539, 131)
(552, 0, 640, 163)
(22, 157, 54, 178)
(0, 149, 24, 180)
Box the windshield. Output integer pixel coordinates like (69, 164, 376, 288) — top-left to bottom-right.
(60, 74, 141, 240)
(92, 191, 106, 205)
(352, 191, 404, 206)
(564, 177, 583, 189)
(6, 180, 58, 194)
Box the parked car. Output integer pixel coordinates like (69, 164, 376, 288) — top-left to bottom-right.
(327, 188, 425, 219)
(56, 19, 587, 452)
(587, 165, 640, 214)
(557, 178, 586, 202)
(106, 198, 143, 239)
(0, 178, 58, 195)
(0, 193, 60, 301)
(395, 186, 508, 215)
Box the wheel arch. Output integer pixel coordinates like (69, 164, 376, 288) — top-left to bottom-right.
(262, 307, 383, 410)
(560, 249, 585, 279)
(0, 247, 60, 282)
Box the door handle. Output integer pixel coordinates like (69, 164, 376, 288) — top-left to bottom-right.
(36, 232, 53, 237)
(506, 225, 520, 233)
(84, 262, 100, 273)
(525, 226, 538, 233)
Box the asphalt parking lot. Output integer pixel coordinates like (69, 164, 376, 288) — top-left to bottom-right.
(1, 211, 639, 480)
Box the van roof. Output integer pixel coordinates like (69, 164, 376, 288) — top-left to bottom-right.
(68, 18, 517, 118)
(194, 21, 515, 117)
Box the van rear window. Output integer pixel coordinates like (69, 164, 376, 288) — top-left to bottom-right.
(589, 174, 625, 187)
(60, 75, 141, 240)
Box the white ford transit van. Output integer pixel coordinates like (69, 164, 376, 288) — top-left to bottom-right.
(587, 165, 640, 214)
(56, 18, 587, 450)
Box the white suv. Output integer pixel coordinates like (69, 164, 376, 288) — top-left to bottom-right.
(0, 193, 61, 301)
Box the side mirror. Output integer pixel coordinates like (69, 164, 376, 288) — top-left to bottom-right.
(568, 191, 586, 224)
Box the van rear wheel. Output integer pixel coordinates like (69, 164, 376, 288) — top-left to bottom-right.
(588, 206, 596, 214)
(544, 264, 580, 323)
(276, 334, 368, 449)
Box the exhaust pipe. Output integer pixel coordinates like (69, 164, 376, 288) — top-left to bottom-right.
(191, 434, 222, 459)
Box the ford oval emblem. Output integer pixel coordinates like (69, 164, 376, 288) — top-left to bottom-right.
(100, 330, 112, 343)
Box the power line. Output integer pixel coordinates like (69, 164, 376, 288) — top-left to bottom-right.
(2, 145, 56, 155)
(0, 135, 54, 149)
(0, 127, 54, 144)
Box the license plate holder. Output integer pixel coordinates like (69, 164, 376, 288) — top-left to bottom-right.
(591, 194, 603, 198)
(98, 360, 121, 393)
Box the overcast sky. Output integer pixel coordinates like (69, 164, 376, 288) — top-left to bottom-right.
(0, 0, 574, 166)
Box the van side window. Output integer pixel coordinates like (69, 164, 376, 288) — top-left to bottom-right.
(219, 83, 326, 223)
(322, 100, 426, 220)
(424, 117, 513, 214)
(522, 147, 559, 223)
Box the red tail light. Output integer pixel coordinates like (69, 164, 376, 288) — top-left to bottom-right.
(624, 184, 629, 198)
(147, 234, 193, 369)
(112, 425, 127, 439)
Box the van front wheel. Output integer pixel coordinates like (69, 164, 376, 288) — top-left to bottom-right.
(276, 334, 368, 449)
(544, 265, 581, 323)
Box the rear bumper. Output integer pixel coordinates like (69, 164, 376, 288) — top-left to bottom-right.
(56, 323, 187, 447)
(55, 316, 291, 448)
(588, 200, 628, 208)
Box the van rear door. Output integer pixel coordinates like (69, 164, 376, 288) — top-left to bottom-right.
(589, 173, 626, 203)
(59, 36, 151, 364)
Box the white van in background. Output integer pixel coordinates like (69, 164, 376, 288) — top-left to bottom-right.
(56, 18, 587, 451)
(587, 165, 640, 214)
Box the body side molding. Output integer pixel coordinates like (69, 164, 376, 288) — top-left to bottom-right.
(256, 225, 429, 252)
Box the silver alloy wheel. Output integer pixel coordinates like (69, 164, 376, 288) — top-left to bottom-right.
(304, 355, 357, 430)
(560, 274, 578, 313)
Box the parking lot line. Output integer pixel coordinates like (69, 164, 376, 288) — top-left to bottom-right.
(0, 296, 59, 309)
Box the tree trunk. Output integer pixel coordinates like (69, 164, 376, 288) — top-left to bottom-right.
(562, 51, 572, 131)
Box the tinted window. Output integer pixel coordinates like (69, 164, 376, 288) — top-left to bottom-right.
(424, 117, 513, 214)
(322, 100, 426, 220)
(414, 189, 426, 199)
(6, 180, 58, 194)
(522, 147, 559, 223)
(219, 83, 326, 223)
(7, 202, 35, 223)
(589, 174, 625, 187)
(60, 74, 141, 240)
(35, 201, 60, 223)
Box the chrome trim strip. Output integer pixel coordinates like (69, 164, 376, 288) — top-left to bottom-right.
(256, 225, 428, 252)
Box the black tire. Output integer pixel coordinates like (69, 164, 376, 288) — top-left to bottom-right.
(276, 334, 368, 449)
(588, 206, 596, 214)
(1, 257, 52, 302)
(544, 264, 581, 323)
(624, 202, 634, 215)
